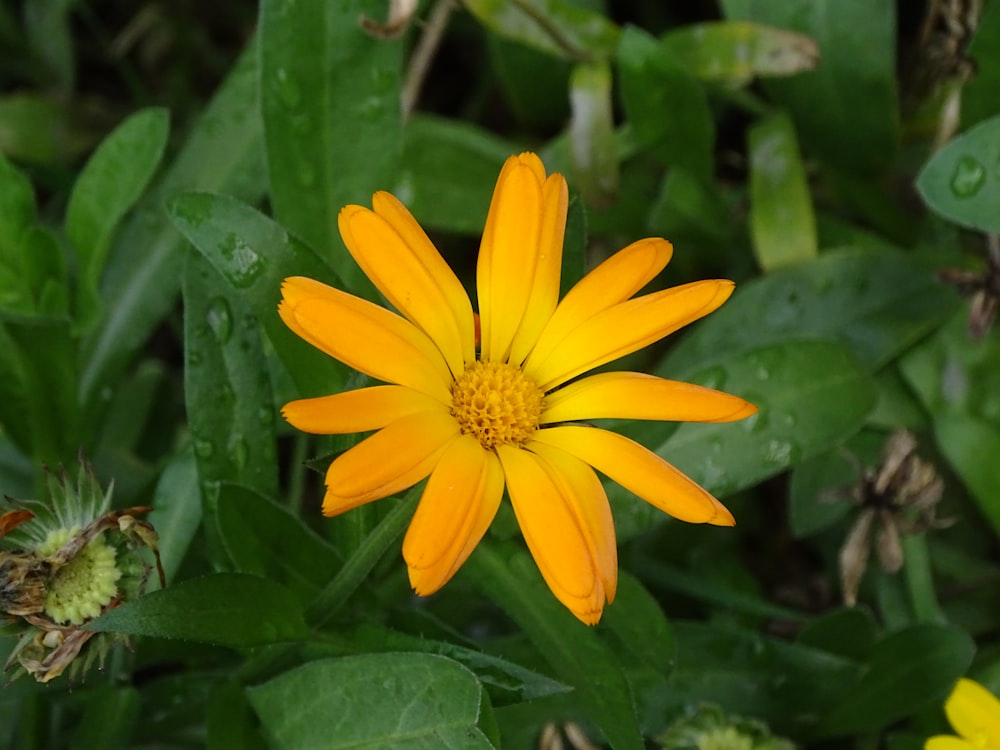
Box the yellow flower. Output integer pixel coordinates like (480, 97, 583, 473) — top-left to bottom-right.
(926, 678, 1000, 750)
(279, 152, 756, 624)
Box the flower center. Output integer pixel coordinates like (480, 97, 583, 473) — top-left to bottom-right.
(40, 527, 121, 625)
(451, 361, 544, 450)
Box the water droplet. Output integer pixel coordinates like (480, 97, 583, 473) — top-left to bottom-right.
(950, 155, 986, 197)
(742, 410, 769, 434)
(258, 406, 273, 424)
(940, 358, 967, 404)
(762, 439, 797, 466)
(220, 234, 266, 288)
(194, 439, 215, 459)
(359, 96, 387, 120)
(206, 297, 232, 343)
(188, 351, 202, 367)
(274, 67, 302, 108)
(229, 436, 249, 470)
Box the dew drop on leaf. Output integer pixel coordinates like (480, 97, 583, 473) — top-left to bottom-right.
(206, 297, 232, 343)
(950, 155, 986, 198)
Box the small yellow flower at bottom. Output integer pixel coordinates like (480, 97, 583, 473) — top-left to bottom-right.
(926, 678, 1000, 750)
(279, 152, 757, 624)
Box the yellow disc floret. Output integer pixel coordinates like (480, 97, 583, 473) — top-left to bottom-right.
(40, 527, 121, 625)
(451, 360, 544, 449)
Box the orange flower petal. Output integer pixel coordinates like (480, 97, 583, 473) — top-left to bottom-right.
(282, 386, 445, 434)
(527, 439, 618, 603)
(339, 194, 475, 376)
(525, 279, 734, 391)
(497, 443, 610, 625)
(477, 153, 547, 363)
(322, 410, 460, 516)
(404, 435, 504, 595)
(533, 425, 735, 526)
(531, 238, 673, 357)
(279, 276, 452, 403)
(542, 372, 757, 424)
(508, 172, 569, 365)
(945, 678, 1000, 745)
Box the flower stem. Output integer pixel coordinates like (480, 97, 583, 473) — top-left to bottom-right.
(902, 533, 945, 624)
(304, 489, 419, 628)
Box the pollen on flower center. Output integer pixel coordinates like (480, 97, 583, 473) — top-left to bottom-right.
(40, 527, 121, 625)
(451, 360, 544, 450)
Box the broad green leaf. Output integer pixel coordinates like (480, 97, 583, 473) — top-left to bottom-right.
(900, 313, 1000, 534)
(65, 108, 169, 325)
(748, 111, 817, 270)
(87, 573, 309, 645)
(660, 247, 960, 375)
(725, 0, 899, 176)
(653, 341, 874, 501)
(600, 573, 674, 675)
(468, 543, 644, 750)
(916, 113, 1000, 233)
(934, 414, 1000, 535)
(465, 0, 620, 61)
(664, 21, 819, 85)
(618, 25, 714, 181)
(561, 194, 588, 297)
(646, 167, 738, 249)
(398, 115, 514, 234)
(81, 43, 266, 413)
(788, 429, 885, 538)
(147, 445, 202, 584)
(183, 252, 278, 497)
(214, 483, 341, 603)
(0, 326, 33, 455)
(344, 623, 571, 706)
(489, 34, 571, 131)
(568, 62, 618, 209)
(812, 624, 975, 738)
(0, 151, 36, 253)
(247, 654, 495, 749)
(25, 0, 75, 91)
(797, 607, 877, 662)
(169, 191, 346, 398)
(259, 0, 402, 295)
(668, 621, 863, 735)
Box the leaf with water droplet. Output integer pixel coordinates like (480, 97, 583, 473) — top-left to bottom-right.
(613, 340, 875, 536)
(917, 113, 1000, 233)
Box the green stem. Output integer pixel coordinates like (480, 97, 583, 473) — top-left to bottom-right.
(902, 533, 945, 624)
(305, 490, 419, 629)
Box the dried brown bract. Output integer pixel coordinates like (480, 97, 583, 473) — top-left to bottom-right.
(939, 234, 1000, 341)
(839, 430, 949, 606)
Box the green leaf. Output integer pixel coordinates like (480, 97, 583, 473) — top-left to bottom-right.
(725, 0, 899, 176)
(207, 680, 268, 750)
(0, 94, 99, 164)
(748, 111, 817, 270)
(169, 191, 346, 398)
(899, 313, 1000, 534)
(568, 62, 618, 209)
(812, 624, 975, 738)
(214, 483, 341, 603)
(69, 685, 140, 750)
(916, 114, 1000, 233)
(344, 623, 572, 706)
(617, 25, 714, 181)
(0, 151, 36, 253)
(465, 0, 620, 61)
(80, 43, 266, 413)
(796, 607, 877, 662)
(259, 0, 402, 295)
(183, 252, 278, 496)
(398, 115, 514, 234)
(660, 247, 960, 375)
(600, 573, 674, 675)
(147, 445, 202, 584)
(961, 0, 1000, 128)
(65, 107, 169, 325)
(651, 341, 875, 501)
(87, 573, 309, 645)
(468, 543, 645, 750)
(664, 21, 819, 85)
(247, 654, 495, 749)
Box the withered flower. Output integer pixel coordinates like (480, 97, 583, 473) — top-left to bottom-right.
(1, 463, 164, 683)
(839, 430, 948, 606)
(938, 234, 1000, 341)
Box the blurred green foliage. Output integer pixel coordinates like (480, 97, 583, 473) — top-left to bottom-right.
(1, 0, 999, 748)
